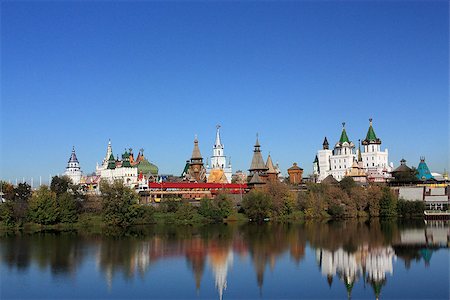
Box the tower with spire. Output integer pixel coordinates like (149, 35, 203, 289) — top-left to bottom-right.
(186, 136, 206, 182)
(64, 146, 82, 184)
(206, 125, 233, 183)
(360, 119, 391, 181)
(248, 134, 268, 187)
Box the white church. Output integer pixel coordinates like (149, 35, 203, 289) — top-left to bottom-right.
(314, 119, 393, 182)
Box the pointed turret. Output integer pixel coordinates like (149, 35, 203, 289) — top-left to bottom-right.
(68, 146, 79, 163)
(65, 146, 82, 184)
(191, 136, 203, 161)
(107, 153, 116, 169)
(358, 140, 362, 162)
(215, 124, 223, 148)
(416, 157, 434, 181)
(362, 118, 381, 145)
(323, 137, 329, 150)
(265, 154, 278, 181)
(339, 122, 350, 144)
(249, 134, 268, 174)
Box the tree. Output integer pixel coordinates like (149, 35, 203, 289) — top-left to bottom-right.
(379, 187, 397, 218)
(14, 183, 32, 202)
(28, 186, 59, 225)
(1, 181, 15, 201)
(100, 180, 140, 227)
(12, 182, 32, 224)
(340, 177, 356, 195)
(58, 192, 78, 223)
(241, 190, 272, 222)
(367, 185, 382, 217)
(51, 176, 72, 196)
(198, 194, 234, 222)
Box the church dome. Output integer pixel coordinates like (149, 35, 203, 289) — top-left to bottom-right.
(137, 158, 159, 176)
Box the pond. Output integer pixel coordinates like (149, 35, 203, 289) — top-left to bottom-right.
(1, 220, 448, 299)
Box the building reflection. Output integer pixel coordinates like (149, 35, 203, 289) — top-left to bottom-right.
(316, 246, 395, 299)
(0, 221, 448, 299)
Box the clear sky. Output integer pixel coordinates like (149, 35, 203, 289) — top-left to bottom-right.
(1, 0, 448, 183)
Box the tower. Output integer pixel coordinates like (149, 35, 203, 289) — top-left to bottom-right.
(265, 154, 278, 182)
(329, 122, 356, 181)
(64, 146, 82, 184)
(206, 125, 233, 183)
(187, 136, 206, 182)
(317, 136, 333, 181)
(248, 134, 268, 187)
(360, 118, 391, 179)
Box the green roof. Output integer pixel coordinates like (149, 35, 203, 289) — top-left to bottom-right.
(365, 125, 378, 142)
(107, 153, 116, 169)
(339, 128, 350, 144)
(137, 158, 158, 175)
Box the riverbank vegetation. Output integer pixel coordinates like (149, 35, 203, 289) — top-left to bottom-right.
(0, 176, 426, 230)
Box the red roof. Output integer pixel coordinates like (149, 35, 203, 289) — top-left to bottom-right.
(148, 182, 247, 189)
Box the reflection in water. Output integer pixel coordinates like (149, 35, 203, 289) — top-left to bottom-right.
(0, 220, 448, 299)
(316, 246, 395, 299)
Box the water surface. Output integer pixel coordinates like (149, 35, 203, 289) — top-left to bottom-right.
(1, 220, 448, 299)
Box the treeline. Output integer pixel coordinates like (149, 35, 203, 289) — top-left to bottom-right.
(0, 176, 237, 228)
(297, 177, 424, 219)
(241, 177, 424, 221)
(1, 176, 425, 228)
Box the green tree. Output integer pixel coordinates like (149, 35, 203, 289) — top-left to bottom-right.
(28, 186, 59, 225)
(241, 190, 272, 222)
(58, 192, 78, 223)
(51, 176, 72, 196)
(379, 187, 397, 218)
(100, 180, 140, 227)
(198, 194, 234, 222)
(0, 201, 15, 226)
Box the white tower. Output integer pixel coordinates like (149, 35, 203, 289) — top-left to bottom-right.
(329, 123, 356, 181)
(317, 137, 333, 181)
(64, 146, 82, 184)
(206, 125, 232, 183)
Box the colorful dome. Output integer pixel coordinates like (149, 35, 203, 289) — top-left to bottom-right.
(137, 158, 158, 175)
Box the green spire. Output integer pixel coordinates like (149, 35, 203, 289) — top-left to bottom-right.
(107, 153, 116, 169)
(365, 118, 378, 142)
(339, 122, 350, 144)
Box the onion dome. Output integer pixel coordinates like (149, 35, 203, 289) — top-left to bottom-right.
(136, 158, 159, 176)
(288, 162, 303, 171)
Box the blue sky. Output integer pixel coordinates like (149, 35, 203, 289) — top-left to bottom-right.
(1, 1, 448, 183)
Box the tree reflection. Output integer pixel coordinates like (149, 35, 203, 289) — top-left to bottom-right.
(0, 220, 448, 299)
